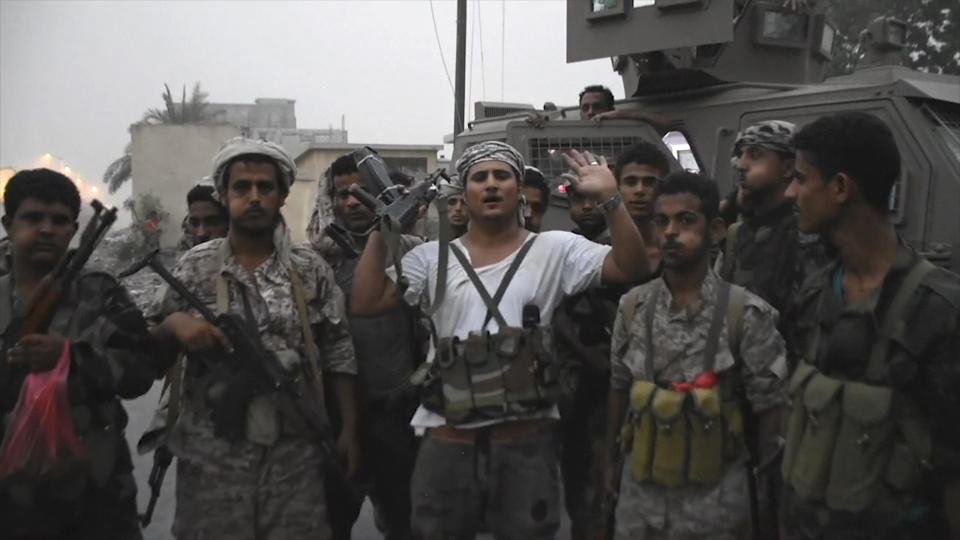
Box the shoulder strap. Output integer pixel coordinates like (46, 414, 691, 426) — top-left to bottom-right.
(867, 258, 936, 380)
(620, 286, 644, 329)
(290, 268, 328, 422)
(703, 280, 732, 372)
(448, 235, 537, 330)
(720, 221, 743, 277)
(215, 273, 229, 314)
(726, 284, 747, 360)
(643, 284, 662, 379)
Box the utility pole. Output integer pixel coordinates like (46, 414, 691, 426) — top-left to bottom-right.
(453, 0, 467, 138)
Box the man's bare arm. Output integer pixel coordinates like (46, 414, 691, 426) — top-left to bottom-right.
(562, 150, 650, 285)
(351, 230, 400, 317)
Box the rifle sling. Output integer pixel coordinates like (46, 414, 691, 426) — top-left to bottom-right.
(290, 268, 327, 423)
(427, 196, 452, 316)
(448, 234, 537, 330)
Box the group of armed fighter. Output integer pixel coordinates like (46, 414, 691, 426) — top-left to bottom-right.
(0, 84, 957, 540)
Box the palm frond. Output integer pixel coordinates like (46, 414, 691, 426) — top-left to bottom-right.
(103, 154, 132, 193)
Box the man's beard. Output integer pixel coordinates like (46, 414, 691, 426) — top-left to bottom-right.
(233, 212, 279, 236)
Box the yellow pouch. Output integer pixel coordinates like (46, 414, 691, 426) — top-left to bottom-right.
(650, 388, 688, 488)
(788, 372, 844, 502)
(688, 387, 724, 485)
(627, 381, 657, 483)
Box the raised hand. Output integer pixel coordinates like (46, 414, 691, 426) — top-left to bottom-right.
(561, 149, 618, 203)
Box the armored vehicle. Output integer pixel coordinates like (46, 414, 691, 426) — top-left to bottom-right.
(452, 0, 960, 269)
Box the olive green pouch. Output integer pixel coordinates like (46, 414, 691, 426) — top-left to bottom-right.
(466, 333, 508, 418)
(498, 327, 537, 409)
(884, 406, 932, 492)
(650, 388, 688, 488)
(781, 362, 817, 480)
(688, 387, 724, 485)
(826, 382, 895, 511)
(788, 372, 843, 501)
(627, 381, 657, 483)
(438, 337, 475, 425)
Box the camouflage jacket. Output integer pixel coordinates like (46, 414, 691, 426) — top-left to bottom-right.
(0, 271, 159, 531)
(610, 270, 788, 534)
(147, 230, 356, 464)
(719, 201, 829, 316)
(781, 242, 960, 536)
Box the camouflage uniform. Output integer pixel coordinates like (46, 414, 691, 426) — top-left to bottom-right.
(610, 271, 788, 539)
(554, 228, 621, 539)
(147, 230, 357, 540)
(0, 272, 161, 539)
(718, 201, 828, 317)
(720, 119, 829, 317)
(779, 243, 960, 539)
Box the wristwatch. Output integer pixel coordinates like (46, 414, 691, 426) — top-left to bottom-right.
(598, 191, 623, 215)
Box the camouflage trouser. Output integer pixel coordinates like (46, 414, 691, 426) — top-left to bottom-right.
(558, 371, 609, 540)
(410, 422, 561, 540)
(614, 464, 749, 540)
(173, 437, 329, 540)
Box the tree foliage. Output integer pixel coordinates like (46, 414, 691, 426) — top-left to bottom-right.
(105, 82, 214, 193)
(141, 82, 215, 125)
(821, 0, 958, 75)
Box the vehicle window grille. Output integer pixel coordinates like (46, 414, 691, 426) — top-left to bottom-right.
(527, 136, 641, 178)
(924, 102, 960, 164)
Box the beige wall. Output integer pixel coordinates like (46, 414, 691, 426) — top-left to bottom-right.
(286, 148, 441, 244)
(131, 124, 242, 247)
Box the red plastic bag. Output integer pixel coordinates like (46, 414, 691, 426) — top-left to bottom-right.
(0, 339, 88, 479)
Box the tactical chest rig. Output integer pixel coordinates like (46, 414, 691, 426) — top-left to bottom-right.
(782, 259, 935, 513)
(621, 280, 749, 488)
(421, 236, 561, 426)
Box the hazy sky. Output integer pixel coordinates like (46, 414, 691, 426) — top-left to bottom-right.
(0, 0, 623, 205)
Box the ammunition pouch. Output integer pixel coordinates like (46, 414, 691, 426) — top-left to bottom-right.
(625, 380, 743, 488)
(621, 279, 749, 488)
(783, 258, 937, 512)
(424, 326, 560, 426)
(782, 363, 931, 512)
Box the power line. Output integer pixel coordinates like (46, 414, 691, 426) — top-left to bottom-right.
(478, 0, 487, 100)
(501, 0, 505, 100)
(428, 0, 455, 95)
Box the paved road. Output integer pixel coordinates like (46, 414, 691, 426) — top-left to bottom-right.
(125, 383, 572, 540)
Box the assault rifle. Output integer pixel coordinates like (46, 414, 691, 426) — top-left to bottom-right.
(9, 200, 117, 338)
(323, 147, 446, 256)
(120, 251, 351, 521)
(350, 146, 445, 233)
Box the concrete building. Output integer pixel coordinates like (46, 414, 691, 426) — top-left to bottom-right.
(208, 98, 348, 158)
(288, 143, 443, 244)
(130, 124, 242, 248)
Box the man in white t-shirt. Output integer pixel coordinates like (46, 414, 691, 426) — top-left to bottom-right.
(351, 140, 651, 539)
